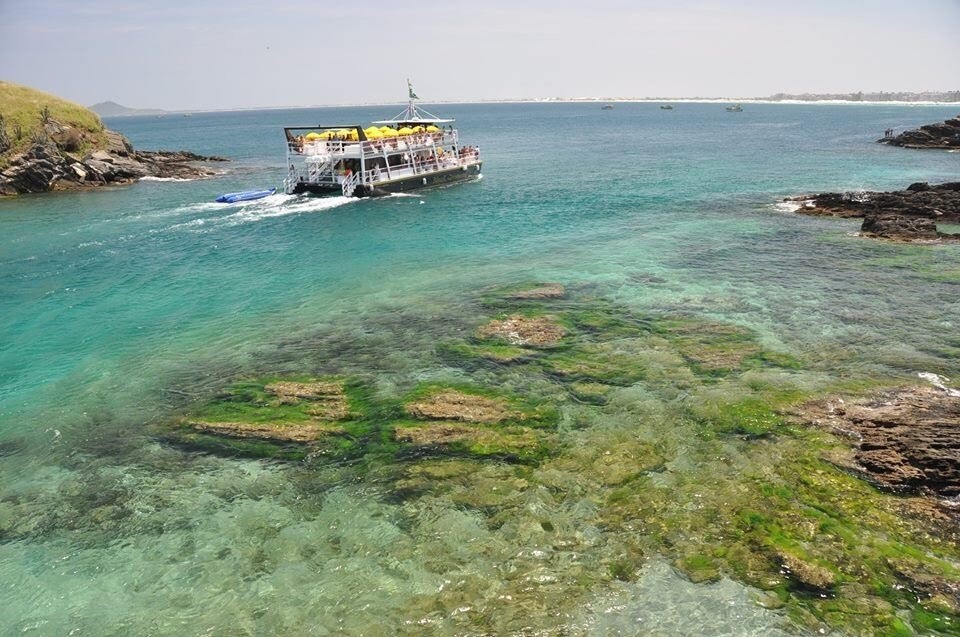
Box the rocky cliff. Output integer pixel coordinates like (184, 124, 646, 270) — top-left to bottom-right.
(1, 125, 226, 196)
(784, 182, 960, 242)
(0, 81, 226, 196)
(879, 115, 960, 149)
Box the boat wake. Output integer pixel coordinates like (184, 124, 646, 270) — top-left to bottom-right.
(165, 194, 355, 232)
(220, 194, 354, 227)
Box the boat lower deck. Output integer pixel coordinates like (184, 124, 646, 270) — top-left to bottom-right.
(290, 162, 482, 198)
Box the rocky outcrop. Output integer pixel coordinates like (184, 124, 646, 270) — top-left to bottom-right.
(784, 182, 960, 242)
(791, 382, 960, 498)
(879, 115, 960, 149)
(0, 119, 226, 196)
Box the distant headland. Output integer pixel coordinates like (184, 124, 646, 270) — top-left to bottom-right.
(89, 100, 168, 118)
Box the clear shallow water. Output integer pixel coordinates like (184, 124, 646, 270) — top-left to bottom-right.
(1, 103, 959, 635)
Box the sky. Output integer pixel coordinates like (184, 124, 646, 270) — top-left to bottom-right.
(1, 0, 958, 110)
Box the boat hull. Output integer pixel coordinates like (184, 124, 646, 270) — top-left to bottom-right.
(216, 188, 277, 203)
(290, 163, 482, 198)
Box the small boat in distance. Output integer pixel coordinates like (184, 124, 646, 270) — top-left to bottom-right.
(660, 104, 674, 110)
(283, 80, 482, 197)
(601, 104, 614, 110)
(216, 188, 277, 203)
(726, 104, 743, 112)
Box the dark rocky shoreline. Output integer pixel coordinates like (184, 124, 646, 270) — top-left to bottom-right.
(784, 182, 960, 242)
(0, 124, 226, 196)
(791, 382, 960, 499)
(879, 114, 960, 149)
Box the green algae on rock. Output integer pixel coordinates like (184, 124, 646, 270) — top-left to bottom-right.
(169, 376, 371, 460)
(394, 385, 559, 462)
(437, 341, 533, 366)
(540, 340, 648, 386)
(156, 288, 960, 636)
(404, 387, 523, 424)
(568, 381, 614, 405)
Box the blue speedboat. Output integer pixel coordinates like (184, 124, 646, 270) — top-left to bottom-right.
(215, 188, 277, 203)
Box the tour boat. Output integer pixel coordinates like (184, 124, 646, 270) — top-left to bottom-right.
(660, 104, 674, 110)
(282, 81, 482, 197)
(601, 104, 614, 110)
(725, 104, 743, 112)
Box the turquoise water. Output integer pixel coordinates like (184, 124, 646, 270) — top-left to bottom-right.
(1, 103, 959, 635)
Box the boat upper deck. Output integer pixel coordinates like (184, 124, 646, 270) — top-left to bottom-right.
(286, 128, 459, 159)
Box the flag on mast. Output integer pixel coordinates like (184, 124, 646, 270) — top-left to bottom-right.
(407, 79, 420, 100)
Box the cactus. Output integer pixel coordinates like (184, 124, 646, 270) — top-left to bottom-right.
(39, 104, 51, 124)
(30, 128, 49, 145)
(0, 114, 10, 153)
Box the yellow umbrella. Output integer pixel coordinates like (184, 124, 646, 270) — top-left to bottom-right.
(378, 125, 392, 132)
(380, 128, 399, 137)
(304, 132, 323, 140)
(365, 129, 383, 139)
(426, 125, 440, 132)
(397, 127, 414, 136)
(412, 125, 425, 133)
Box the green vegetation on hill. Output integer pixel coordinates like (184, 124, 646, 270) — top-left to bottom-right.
(0, 80, 107, 163)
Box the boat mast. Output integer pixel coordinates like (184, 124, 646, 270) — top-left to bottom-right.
(404, 78, 419, 121)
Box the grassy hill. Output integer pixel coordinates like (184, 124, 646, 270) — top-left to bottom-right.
(0, 81, 107, 164)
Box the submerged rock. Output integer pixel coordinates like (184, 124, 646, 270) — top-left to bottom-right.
(394, 422, 537, 449)
(478, 314, 567, 346)
(264, 380, 350, 419)
(404, 389, 520, 424)
(792, 384, 960, 497)
(395, 385, 558, 461)
(777, 552, 837, 592)
(168, 376, 362, 459)
(504, 283, 567, 300)
(438, 341, 533, 365)
(186, 419, 346, 443)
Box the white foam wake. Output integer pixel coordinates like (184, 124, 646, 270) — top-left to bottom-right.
(165, 193, 355, 232)
(220, 194, 354, 227)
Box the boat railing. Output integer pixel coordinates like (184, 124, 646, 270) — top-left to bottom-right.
(287, 131, 457, 158)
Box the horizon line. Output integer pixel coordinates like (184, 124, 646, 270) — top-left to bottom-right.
(95, 95, 960, 116)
